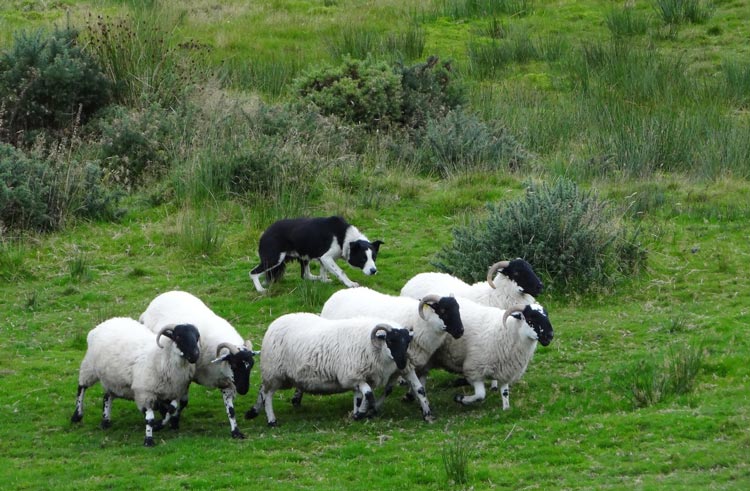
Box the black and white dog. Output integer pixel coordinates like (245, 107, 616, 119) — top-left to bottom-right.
(249, 216, 383, 292)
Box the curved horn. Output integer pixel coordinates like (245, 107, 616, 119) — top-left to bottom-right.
(487, 261, 511, 289)
(502, 305, 526, 328)
(370, 323, 392, 347)
(156, 325, 175, 349)
(418, 294, 442, 320)
(215, 342, 239, 358)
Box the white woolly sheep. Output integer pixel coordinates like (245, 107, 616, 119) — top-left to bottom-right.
(245, 313, 412, 426)
(401, 259, 544, 402)
(318, 287, 464, 421)
(427, 298, 553, 409)
(139, 290, 257, 439)
(71, 317, 201, 447)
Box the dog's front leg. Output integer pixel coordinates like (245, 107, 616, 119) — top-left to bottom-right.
(320, 256, 359, 288)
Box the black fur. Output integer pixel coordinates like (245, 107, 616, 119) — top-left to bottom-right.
(501, 258, 544, 296)
(427, 297, 464, 339)
(225, 349, 255, 396)
(518, 305, 554, 346)
(162, 324, 201, 363)
(383, 328, 412, 371)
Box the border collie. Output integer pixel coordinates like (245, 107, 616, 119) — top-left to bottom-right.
(249, 216, 383, 292)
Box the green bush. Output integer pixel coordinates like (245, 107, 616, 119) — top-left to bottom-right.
(433, 178, 646, 293)
(296, 57, 402, 130)
(0, 143, 123, 233)
(0, 26, 112, 143)
(412, 109, 528, 177)
(96, 104, 176, 188)
(295, 56, 464, 131)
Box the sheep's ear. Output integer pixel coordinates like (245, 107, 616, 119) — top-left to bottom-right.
(511, 312, 524, 320)
(408, 328, 415, 339)
(375, 331, 387, 340)
(243, 339, 254, 351)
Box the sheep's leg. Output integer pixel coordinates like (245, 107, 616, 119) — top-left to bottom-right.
(262, 388, 277, 427)
(491, 380, 500, 391)
(353, 389, 363, 413)
(352, 382, 375, 420)
(291, 388, 304, 406)
(245, 386, 265, 420)
(500, 384, 510, 410)
(221, 388, 245, 439)
(320, 256, 358, 288)
(454, 380, 486, 405)
(403, 369, 435, 422)
(158, 399, 181, 430)
(71, 385, 87, 423)
(143, 407, 157, 447)
(100, 392, 114, 429)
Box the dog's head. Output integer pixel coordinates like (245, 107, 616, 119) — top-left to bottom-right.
(347, 239, 383, 275)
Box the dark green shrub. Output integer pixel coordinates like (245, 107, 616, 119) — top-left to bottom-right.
(433, 178, 646, 293)
(396, 56, 465, 130)
(96, 104, 176, 188)
(0, 143, 123, 232)
(295, 56, 464, 131)
(296, 57, 402, 130)
(414, 109, 528, 177)
(0, 26, 112, 143)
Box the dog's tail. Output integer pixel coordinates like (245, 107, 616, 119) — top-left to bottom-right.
(265, 261, 286, 284)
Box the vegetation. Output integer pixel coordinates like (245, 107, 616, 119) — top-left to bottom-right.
(1, 0, 749, 489)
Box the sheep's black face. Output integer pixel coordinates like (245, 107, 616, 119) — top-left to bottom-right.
(502, 259, 544, 296)
(432, 297, 464, 339)
(228, 350, 255, 395)
(384, 328, 412, 370)
(522, 305, 553, 346)
(348, 240, 383, 276)
(171, 324, 201, 363)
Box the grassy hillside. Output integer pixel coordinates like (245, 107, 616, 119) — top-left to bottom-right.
(2, 1, 750, 489)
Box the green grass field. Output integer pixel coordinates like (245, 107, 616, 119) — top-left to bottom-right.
(2, 0, 750, 489)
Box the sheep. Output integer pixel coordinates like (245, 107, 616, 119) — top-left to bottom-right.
(71, 317, 201, 447)
(427, 298, 553, 409)
(400, 259, 544, 402)
(245, 313, 412, 426)
(139, 290, 257, 439)
(400, 259, 544, 309)
(319, 287, 464, 422)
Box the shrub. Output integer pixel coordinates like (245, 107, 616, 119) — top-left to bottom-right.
(396, 56, 465, 130)
(0, 142, 123, 233)
(433, 178, 646, 293)
(295, 56, 464, 131)
(412, 109, 528, 177)
(96, 104, 176, 188)
(0, 26, 112, 144)
(296, 57, 403, 130)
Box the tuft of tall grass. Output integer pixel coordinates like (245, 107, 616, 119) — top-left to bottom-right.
(721, 60, 750, 109)
(176, 207, 224, 258)
(326, 23, 425, 62)
(467, 26, 539, 77)
(651, 0, 714, 25)
(222, 56, 302, 99)
(442, 436, 470, 485)
(430, 0, 533, 20)
(605, 6, 651, 38)
(0, 239, 28, 281)
(67, 249, 91, 282)
(625, 343, 704, 408)
(83, 4, 204, 108)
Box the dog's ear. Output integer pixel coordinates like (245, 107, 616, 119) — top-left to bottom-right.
(371, 240, 383, 252)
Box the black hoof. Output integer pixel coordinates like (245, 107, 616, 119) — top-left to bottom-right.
(402, 392, 415, 403)
(267, 420, 277, 427)
(169, 417, 180, 430)
(100, 420, 111, 430)
(245, 407, 259, 420)
(144, 437, 155, 447)
(71, 413, 82, 423)
(151, 420, 164, 432)
(352, 411, 367, 421)
(491, 386, 499, 392)
(452, 377, 469, 387)
(231, 429, 246, 439)
(453, 394, 464, 404)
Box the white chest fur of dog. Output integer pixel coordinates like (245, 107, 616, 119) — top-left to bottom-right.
(249, 216, 383, 292)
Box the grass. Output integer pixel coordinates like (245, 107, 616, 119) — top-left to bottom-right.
(1, 0, 750, 490)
